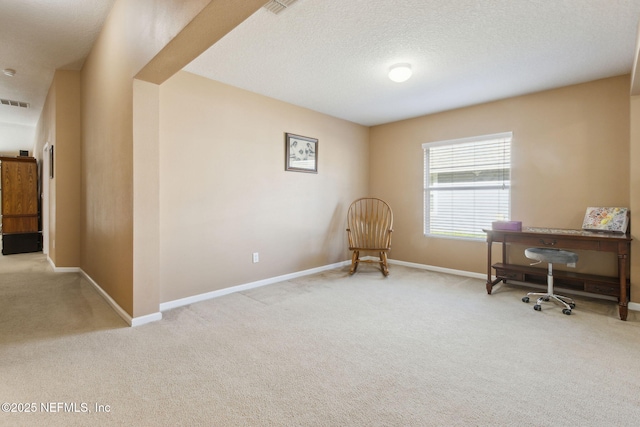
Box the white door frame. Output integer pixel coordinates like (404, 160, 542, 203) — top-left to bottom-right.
(42, 143, 50, 255)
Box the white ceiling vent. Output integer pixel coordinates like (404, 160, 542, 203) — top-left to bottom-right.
(0, 99, 30, 108)
(263, 0, 298, 15)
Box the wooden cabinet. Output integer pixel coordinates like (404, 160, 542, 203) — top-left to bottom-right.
(0, 156, 41, 254)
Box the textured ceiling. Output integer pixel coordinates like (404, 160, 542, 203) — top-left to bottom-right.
(185, 0, 640, 126)
(1, 0, 640, 154)
(0, 0, 116, 130)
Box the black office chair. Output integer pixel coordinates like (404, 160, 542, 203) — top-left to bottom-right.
(521, 247, 578, 315)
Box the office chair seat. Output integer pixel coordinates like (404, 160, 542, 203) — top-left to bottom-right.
(522, 247, 578, 315)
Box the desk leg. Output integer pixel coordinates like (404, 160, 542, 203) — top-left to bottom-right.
(618, 254, 628, 321)
(486, 239, 493, 294)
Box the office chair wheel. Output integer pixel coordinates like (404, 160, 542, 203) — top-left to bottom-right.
(543, 297, 550, 302)
(533, 304, 541, 311)
(562, 308, 572, 315)
(522, 296, 529, 303)
(569, 303, 576, 309)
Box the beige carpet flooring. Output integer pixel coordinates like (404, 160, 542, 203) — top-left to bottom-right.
(1, 251, 640, 426)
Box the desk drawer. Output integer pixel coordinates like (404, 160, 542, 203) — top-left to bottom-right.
(585, 282, 620, 297)
(504, 236, 600, 251)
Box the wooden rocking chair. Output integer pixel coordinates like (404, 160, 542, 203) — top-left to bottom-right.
(346, 197, 393, 276)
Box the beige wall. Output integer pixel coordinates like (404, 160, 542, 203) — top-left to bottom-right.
(53, 71, 82, 267)
(370, 76, 632, 297)
(33, 75, 56, 258)
(33, 0, 639, 316)
(79, 0, 261, 316)
(158, 71, 370, 303)
(133, 79, 161, 317)
(33, 70, 81, 267)
(33, 73, 56, 185)
(81, 0, 136, 313)
(630, 95, 640, 304)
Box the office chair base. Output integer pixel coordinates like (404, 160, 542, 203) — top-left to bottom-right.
(522, 293, 576, 315)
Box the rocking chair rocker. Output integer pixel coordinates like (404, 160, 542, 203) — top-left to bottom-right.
(346, 197, 393, 276)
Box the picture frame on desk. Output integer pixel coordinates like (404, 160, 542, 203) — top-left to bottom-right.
(582, 207, 629, 233)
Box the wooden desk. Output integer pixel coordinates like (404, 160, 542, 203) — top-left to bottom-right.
(484, 227, 631, 320)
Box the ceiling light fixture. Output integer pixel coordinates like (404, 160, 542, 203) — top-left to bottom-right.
(388, 63, 412, 83)
(3, 68, 16, 77)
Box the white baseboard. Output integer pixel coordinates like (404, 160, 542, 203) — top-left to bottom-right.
(159, 258, 492, 313)
(388, 258, 486, 280)
(47, 257, 161, 326)
(47, 256, 81, 273)
(130, 312, 163, 327)
(78, 269, 163, 327)
(78, 269, 133, 326)
(387, 258, 638, 313)
(47, 256, 640, 321)
(160, 260, 351, 312)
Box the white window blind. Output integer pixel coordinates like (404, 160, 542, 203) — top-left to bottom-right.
(423, 132, 512, 240)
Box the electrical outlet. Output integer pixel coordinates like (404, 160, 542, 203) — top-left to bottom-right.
(252, 252, 259, 263)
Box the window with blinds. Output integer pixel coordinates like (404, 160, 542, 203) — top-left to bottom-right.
(423, 132, 512, 240)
